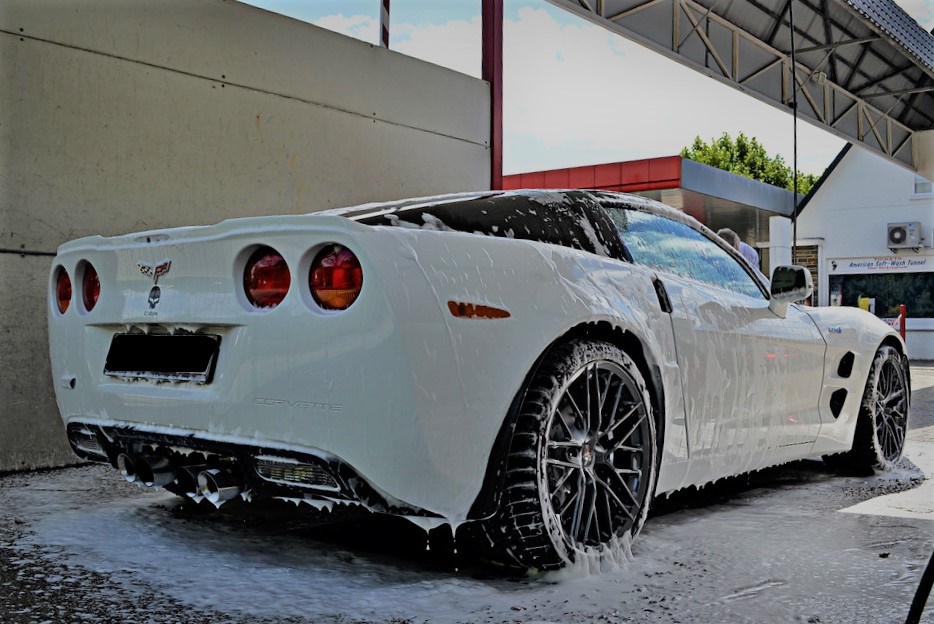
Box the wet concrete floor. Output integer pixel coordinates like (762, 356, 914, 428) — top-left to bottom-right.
(1, 368, 933, 623)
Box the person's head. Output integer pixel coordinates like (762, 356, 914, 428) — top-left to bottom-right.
(717, 228, 740, 250)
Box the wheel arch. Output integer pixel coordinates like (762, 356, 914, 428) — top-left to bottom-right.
(880, 335, 911, 396)
(823, 336, 912, 473)
(466, 319, 666, 520)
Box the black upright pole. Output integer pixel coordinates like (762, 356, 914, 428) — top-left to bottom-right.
(790, 0, 799, 264)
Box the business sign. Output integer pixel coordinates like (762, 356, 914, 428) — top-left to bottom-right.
(829, 256, 931, 275)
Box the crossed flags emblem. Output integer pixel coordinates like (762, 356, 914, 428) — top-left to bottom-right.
(137, 259, 172, 285)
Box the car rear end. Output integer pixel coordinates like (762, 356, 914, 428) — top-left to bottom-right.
(47, 212, 473, 517)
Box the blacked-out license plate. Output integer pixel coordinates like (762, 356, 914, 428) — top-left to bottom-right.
(104, 333, 221, 383)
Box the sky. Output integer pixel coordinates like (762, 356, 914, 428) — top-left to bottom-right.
(242, 0, 934, 178)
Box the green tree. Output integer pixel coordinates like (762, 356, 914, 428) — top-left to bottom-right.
(680, 132, 819, 195)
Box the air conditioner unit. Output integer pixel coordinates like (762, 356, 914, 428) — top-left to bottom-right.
(887, 222, 922, 248)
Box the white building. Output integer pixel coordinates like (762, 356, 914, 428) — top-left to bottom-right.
(792, 145, 934, 359)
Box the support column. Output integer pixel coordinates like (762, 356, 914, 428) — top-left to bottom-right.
(769, 215, 793, 275)
(482, 0, 503, 190)
(914, 129, 934, 182)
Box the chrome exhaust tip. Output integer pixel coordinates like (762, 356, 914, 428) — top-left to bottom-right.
(136, 454, 175, 488)
(116, 453, 137, 483)
(197, 468, 243, 506)
(176, 464, 209, 497)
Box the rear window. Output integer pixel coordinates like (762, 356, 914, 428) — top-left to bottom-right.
(355, 192, 625, 259)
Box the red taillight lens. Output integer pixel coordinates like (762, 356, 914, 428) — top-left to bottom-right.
(310, 245, 363, 310)
(244, 246, 291, 308)
(82, 263, 100, 312)
(55, 268, 72, 314)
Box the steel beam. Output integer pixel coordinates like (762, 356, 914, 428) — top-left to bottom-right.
(546, 0, 924, 171)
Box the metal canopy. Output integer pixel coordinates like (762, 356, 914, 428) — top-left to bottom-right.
(546, 0, 934, 171)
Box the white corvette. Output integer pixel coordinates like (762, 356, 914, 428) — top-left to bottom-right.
(48, 190, 909, 569)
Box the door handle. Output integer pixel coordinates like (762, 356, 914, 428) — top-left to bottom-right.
(653, 278, 673, 313)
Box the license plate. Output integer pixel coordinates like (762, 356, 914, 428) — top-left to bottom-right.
(104, 333, 221, 383)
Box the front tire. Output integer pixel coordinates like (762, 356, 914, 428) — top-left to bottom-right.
(485, 340, 658, 570)
(825, 345, 909, 474)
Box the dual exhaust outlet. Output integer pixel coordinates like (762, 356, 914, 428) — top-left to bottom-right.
(116, 453, 242, 506)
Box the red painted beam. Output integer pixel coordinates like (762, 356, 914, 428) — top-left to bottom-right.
(380, 0, 390, 48)
(482, 0, 503, 190)
(502, 156, 684, 193)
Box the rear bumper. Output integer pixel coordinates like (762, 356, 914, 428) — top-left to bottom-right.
(65, 419, 438, 517)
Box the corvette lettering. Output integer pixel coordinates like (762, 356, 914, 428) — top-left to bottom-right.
(253, 397, 343, 412)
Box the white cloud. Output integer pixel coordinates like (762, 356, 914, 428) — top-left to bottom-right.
(898, 0, 934, 30)
(315, 5, 862, 176)
(394, 17, 482, 76)
(312, 13, 379, 44)
(501, 7, 845, 174)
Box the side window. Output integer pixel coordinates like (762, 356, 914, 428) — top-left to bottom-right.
(607, 208, 765, 299)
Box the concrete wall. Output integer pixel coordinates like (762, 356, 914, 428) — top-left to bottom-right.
(795, 146, 934, 359)
(0, 0, 490, 471)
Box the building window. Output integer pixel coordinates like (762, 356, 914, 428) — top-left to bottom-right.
(828, 272, 934, 318)
(916, 175, 933, 195)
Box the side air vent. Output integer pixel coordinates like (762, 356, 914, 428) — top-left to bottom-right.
(68, 427, 107, 459)
(830, 389, 848, 418)
(837, 352, 855, 378)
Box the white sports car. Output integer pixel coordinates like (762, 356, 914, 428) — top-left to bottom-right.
(48, 189, 909, 569)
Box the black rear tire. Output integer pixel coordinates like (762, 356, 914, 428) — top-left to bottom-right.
(823, 345, 909, 474)
(482, 340, 658, 570)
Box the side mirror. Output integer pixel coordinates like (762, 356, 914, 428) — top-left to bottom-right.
(769, 265, 813, 317)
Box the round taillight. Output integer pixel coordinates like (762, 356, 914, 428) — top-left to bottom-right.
(55, 268, 72, 314)
(244, 246, 291, 308)
(310, 245, 363, 311)
(82, 263, 100, 312)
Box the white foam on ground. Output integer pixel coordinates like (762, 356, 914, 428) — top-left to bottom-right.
(839, 425, 934, 520)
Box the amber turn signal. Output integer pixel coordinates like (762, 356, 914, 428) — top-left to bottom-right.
(447, 301, 511, 319)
